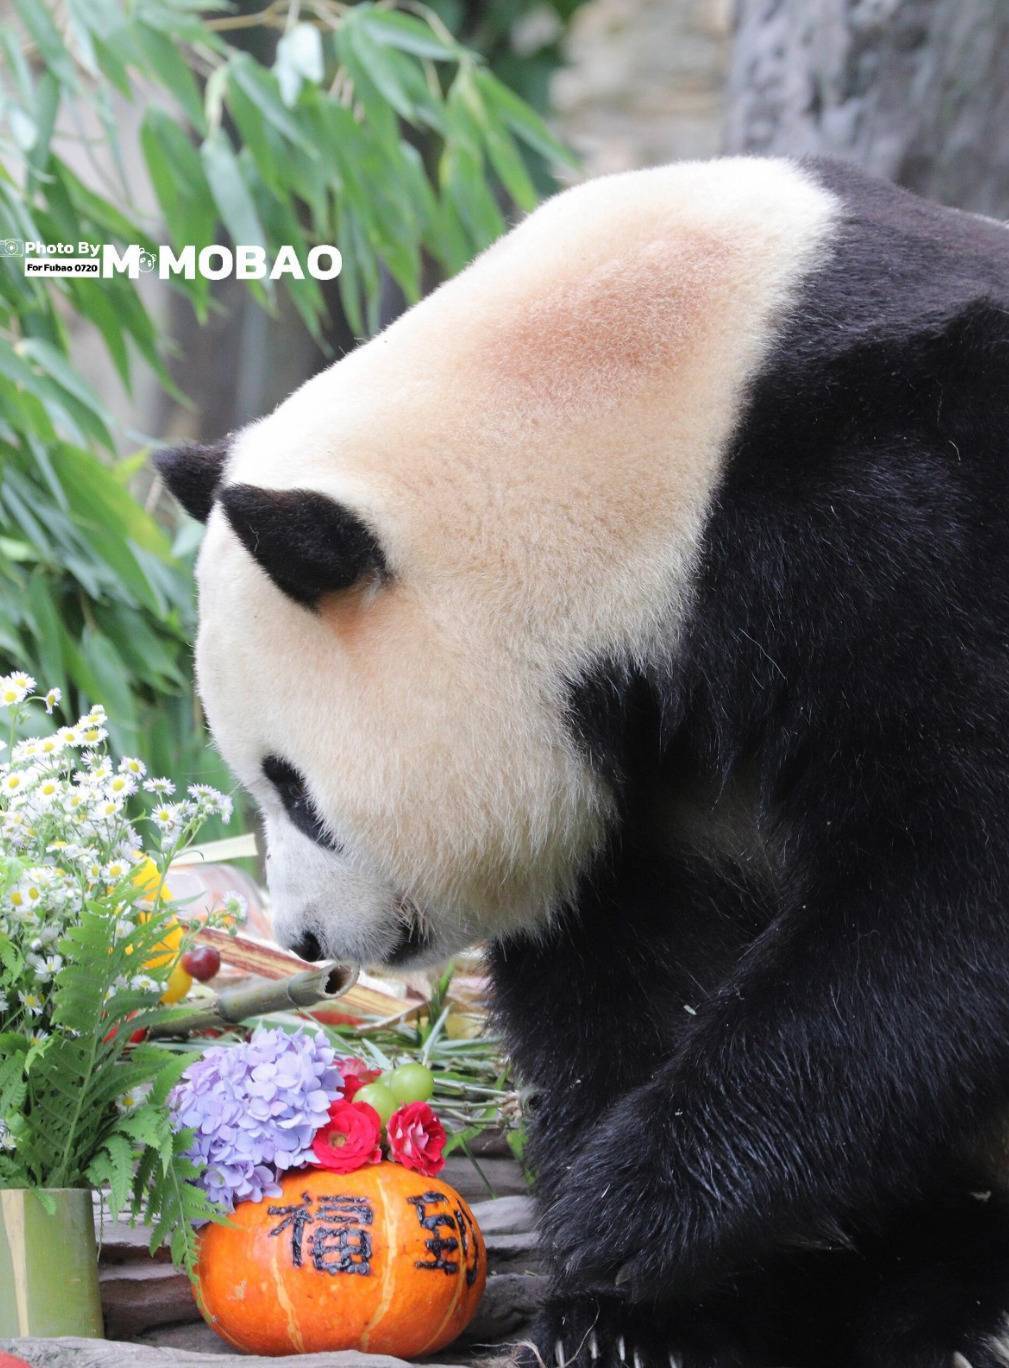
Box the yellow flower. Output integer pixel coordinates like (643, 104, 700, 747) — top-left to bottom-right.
(130, 857, 184, 971)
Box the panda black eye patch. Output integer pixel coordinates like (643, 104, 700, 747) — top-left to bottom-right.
(261, 754, 341, 852)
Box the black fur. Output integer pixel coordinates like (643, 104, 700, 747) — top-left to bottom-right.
(153, 438, 228, 522)
(261, 754, 339, 850)
(221, 484, 386, 607)
(492, 159, 1009, 1365)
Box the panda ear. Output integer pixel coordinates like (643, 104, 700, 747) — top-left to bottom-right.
(220, 483, 387, 607)
(153, 439, 228, 522)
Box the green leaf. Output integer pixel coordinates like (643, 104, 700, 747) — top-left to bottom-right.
(17, 338, 111, 423)
(340, 15, 416, 123)
(475, 112, 538, 211)
(200, 129, 267, 252)
(358, 9, 461, 61)
(474, 68, 578, 169)
(228, 53, 317, 153)
(24, 570, 68, 703)
(67, 278, 131, 388)
(132, 22, 207, 133)
(87, 1133, 136, 1219)
(440, 138, 505, 251)
(12, 0, 77, 87)
(50, 446, 170, 557)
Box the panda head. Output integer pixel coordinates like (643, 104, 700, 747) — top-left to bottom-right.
(155, 158, 837, 968)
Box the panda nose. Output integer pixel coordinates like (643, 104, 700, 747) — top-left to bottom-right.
(291, 930, 324, 963)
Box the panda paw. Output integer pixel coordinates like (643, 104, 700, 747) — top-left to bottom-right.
(510, 1296, 752, 1368)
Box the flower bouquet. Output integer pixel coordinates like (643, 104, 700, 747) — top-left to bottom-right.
(169, 1028, 447, 1205)
(0, 666, 483, 1353)
(0, 671, 238, 1335)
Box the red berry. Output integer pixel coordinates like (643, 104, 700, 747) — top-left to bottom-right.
(181, 945, 222, 982)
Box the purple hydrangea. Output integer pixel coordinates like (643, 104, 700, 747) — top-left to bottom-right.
(169, 1025, 343, 1211)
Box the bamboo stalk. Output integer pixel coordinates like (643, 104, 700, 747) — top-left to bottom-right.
(148, 962, 359, 1037)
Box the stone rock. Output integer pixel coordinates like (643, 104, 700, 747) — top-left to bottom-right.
(441, 1157, 529, 1202)
(469, 1195, 537, 1235)
(95, 1218, 173, 1265)
(459, 1273, 548, 1343)
(0, 1341, 469, 1368)
(99, 1260, 195, 1339)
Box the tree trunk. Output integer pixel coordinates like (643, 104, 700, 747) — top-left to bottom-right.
(724, 0, 1009, 216)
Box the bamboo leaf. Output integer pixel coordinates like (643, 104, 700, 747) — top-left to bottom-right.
(133, 21, 207, 133)
(474, 68, 578, 169)
(200, 129, 268, 253)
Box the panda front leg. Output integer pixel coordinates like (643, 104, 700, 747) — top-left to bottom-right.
(538, 753, 1009, 1366)
(489, 844, 772, 1367)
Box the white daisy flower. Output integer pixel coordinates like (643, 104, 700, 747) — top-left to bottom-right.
(91, 797, 124, 821)
(31, 777, 61, 807)
(143, 777, 175, 796)
(44, 687, 62, 713)
(106, 774, 136, 799)
(119, 756, 146, 777)
(18, 989, 43, 1015)
(57, 725, 82, 747)
(221, 891, 248, 922)
(187, 784, 233, 821)
(0, 672, 33, 707)
(102, 859, 129, 883)
(151, 803, 181, 833)
(79, 725, 107, 748)
(116, 1083, 151, 1115)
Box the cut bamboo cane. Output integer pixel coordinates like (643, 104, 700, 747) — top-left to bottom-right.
(148, 962, 358, 1037)
(0, 1187, 103, 1337)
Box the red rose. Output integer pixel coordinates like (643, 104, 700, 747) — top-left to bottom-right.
(338, 1056, 380, 1101)
(387, 1102, 447, 1177)
(311, 1100, 382, 1173)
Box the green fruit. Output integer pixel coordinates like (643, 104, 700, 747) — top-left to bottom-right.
(388, 1062, 435, 1105)
(353, 1082, 397, 1125)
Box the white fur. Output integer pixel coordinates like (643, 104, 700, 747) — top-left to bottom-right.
(195, 157, 838, 965)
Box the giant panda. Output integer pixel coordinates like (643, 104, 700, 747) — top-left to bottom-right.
(155, 156, 1009, 1368)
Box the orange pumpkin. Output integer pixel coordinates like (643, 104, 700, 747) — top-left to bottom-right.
(197, 1163, 487, 1357)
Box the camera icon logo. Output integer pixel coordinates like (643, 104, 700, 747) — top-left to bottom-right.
(137, 249, 156, 274)
(1, 238, 24, 257)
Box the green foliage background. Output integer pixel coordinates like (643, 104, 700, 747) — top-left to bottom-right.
(0, 0, 579, 815)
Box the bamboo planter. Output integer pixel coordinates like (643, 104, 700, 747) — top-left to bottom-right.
(0, 1187, 103, 1338)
